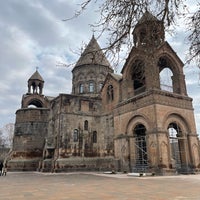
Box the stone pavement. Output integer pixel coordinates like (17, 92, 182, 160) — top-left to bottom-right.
(0, 172, 200, 200)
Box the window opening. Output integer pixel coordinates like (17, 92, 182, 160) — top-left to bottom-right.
(38, 82, 43, 94)
(158, 57, 174, 92)
(132, 60, 145, 94)
(99, 82, 103, 91)
(107, 85, 114, 101)
(92, 131, 97, 143)
(79, 84, 84, 93)
(73, 129, 79, 142)
(89, 82, 94, 93)
(160, 68, 173, 92)
(84, 120, 88, 131)
(31, 82, 36, 93)
(28, 99, 43, 108)
(140, 29, 147, 45)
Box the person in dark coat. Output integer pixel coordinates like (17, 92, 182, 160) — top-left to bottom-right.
(2, 163, 7, 176)
(0, 162, 3, 176)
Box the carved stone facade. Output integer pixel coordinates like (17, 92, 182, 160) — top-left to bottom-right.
(8, 12, 200, 174)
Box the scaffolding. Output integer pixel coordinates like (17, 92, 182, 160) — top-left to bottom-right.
(132, 136, 149, 173)
(131, 132, 193, 174)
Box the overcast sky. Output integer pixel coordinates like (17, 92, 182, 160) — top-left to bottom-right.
(0, 0, 199, 135)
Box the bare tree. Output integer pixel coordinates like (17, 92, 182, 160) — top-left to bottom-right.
(0, 123, 14, 148)
(187, 4, 200, 67)
(67, 0, 199, 67)
(0, 130, 6, 147)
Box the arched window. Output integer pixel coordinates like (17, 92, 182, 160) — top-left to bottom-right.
(107, 85, 114, 101)
(132, 60, 145, 94)
(31, 82, 36, 93)
(99, 82, 103, 91)
(38, 82, 43, 94)
(89, 82, 94, 93)
(140, 29, 147, 45)
(159, 68, 173, 92)
(73, 129, 79, 142)
(92, 131, 97, 143)
(158, 57, 174, 92)
(84, 120, 88, 130)
(79, 84, 84, 93)
(28, 99, 43, 108)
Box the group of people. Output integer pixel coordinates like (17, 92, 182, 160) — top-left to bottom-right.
(0, 162, 7, 176)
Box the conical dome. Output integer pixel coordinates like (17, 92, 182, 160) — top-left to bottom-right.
(74, 35, 111, 68)
(72, 36, 113, 96)
(28, 70, 44, 82)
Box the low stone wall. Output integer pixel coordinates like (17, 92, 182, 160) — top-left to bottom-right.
(7, 158, 41, 171)
(55, 157, 117, 172)
(41, 157, 119, 172)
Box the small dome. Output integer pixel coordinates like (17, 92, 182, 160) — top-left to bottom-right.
(28, 70, 44, 82)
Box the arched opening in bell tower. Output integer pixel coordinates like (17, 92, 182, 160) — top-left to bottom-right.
(160, 68, 173, 92)
(28, 81, 43, 94)
(132, 60, 146, 95)
(158, 56, 182, 94)
(27, 99, 43, 108)
(168, 122, 189, 173)
(133, 124, 148, 170)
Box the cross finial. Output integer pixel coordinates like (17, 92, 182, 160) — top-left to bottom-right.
(92, 28, 95, 37)
(36, 66, 39, 71)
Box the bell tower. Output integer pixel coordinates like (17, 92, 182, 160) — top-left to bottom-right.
(121, 11, 187, 96)
(8, 70, 50, 171)
(114, 11, 200, 174)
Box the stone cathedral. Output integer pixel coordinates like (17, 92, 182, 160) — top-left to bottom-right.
(8, 12, 200, 175)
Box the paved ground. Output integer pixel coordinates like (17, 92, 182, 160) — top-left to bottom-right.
(0, 172, 200, 200)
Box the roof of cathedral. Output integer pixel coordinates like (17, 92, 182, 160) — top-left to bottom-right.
(28, 70, 44, 82)
(74, 35, 111, 68)
(137, 11, 160, 25)
(110, 73, 122, 81)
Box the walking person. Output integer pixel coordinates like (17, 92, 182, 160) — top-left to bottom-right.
(0, 162, 3, 176)
(2, 163, 7, 176)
